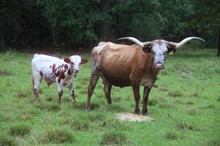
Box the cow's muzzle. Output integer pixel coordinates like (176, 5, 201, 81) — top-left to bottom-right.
(154, 62, 164, 69)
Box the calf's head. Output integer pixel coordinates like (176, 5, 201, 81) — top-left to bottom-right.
(64, 55, 88, 73)
(118, 37, 205, 69)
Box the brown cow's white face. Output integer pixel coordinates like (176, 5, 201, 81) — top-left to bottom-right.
(143, 40, 175, 69)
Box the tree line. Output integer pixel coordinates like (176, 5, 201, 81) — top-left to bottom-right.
(0, 0, 219, 55)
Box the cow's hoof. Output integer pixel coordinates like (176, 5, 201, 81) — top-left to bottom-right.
(34, 98, 40, 102)
(142, 110, 148, 116)
(142, 112, 148, 116)
(134, 109, 140, 115)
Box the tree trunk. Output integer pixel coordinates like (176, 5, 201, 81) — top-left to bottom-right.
(100, 0, 111, 41)
(217, 28, 220, 57)
(51, 25, 59, 46)
(0, 0, 6, 48)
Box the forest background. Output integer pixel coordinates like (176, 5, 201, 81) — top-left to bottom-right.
(0, 0, 219, 55)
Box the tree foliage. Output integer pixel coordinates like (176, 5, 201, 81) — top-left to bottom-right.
(0, 0, 219, 51)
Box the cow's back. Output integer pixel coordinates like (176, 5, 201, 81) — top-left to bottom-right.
(32, 54, 64, 77)
(92, 43, 144, 87)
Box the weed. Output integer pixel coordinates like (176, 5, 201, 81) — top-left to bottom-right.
(202, 139, 220, 146)
(69, 120, 89, 131)
(0, 70, 14, 76)
(175, 121, 193, 130)
(158, 103, 176, 109)
(100, 131, 127, 145)
(19, 113, 33, 120)
(185, 108, 198, 115)
(9, 124, 30, 136)
(199, 104, 216, 110)
(0, 135, 17, 146)
(175, 100, 194, 105)
(158, 87, 169, 92)
(148, 99, 159, 106)
(168, 91, 183, 97)
(15, 91, 29, 98)
(191, 92, 199, 98)
(37, 103, 61, 111)
(45, 96, 54, 102)
(217, 96, 220, 101)
(163, 131, 183, 140)
(44, 130, 75, 144)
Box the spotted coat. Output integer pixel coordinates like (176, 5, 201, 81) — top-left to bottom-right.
(32, 54, 88, 103)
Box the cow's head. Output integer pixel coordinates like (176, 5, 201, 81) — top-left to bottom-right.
(64, 55, 88, 73)
(118, 37, 205, 69)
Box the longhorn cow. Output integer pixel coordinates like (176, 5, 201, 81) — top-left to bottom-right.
(85, 37, 204, 115)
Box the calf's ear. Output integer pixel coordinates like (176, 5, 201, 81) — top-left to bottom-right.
(80, 59, 88, 64)
(64, 58, 71, 63)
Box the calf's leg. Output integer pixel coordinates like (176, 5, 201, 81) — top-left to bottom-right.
(68, 82, 75, 103)
(56, 78, 64, 103)
(32, 76, 42, 102)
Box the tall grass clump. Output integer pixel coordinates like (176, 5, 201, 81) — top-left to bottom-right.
(175, 120, 193, 130)
(163, 131, 184, 140)
(0, 135, 17, 146)
(43, 129, 75, 144)
(100, 131, 127, 145)
(9, 124, 31, 136)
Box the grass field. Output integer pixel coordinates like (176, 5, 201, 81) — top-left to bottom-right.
(0, 48, 219, 146)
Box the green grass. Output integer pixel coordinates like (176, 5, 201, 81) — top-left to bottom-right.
(0, 48, 219, 146)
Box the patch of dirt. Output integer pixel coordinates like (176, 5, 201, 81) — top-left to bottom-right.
(116, 113, 155, 122)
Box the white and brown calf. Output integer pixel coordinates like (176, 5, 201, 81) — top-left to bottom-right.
(32, 54, 88, 103)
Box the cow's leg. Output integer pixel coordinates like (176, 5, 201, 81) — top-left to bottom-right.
(68, 82, 75, 103)
(103, 79, 112, 105)
(32, 75, 42, 102)
(85, 69, 101, 111)
(132, 84, 140, 114)
(142, 86, 152, 116)
(56, 78, 64, 103)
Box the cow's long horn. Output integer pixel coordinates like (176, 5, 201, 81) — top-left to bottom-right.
(117, 37, 151, 48)
(171, 37, 205, 48)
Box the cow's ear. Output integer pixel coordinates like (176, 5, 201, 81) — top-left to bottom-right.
(143, 44, 152, 53)
(168, 45, 176, 55)
(80, 59, 88, 64)
(64, 58, 71, 63)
